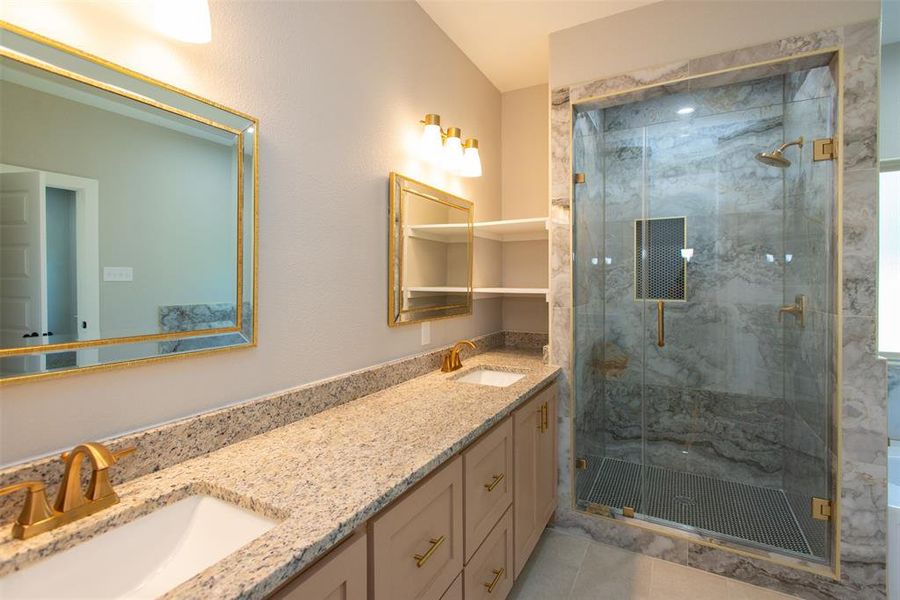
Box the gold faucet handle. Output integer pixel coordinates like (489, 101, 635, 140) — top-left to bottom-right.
(0, 481, 55, 527)
(112, 447, 136, 463)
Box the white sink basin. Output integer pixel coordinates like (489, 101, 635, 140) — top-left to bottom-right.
(0, 495, 278, 599)
(456, 369, 525, 387)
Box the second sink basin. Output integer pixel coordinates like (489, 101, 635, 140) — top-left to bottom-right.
(456, 368, 525, 387)
(0, 495, 278, 599)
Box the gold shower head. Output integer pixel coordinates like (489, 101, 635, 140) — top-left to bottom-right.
(755, 137, 804, 168)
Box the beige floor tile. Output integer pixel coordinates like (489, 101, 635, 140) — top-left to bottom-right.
(508, 530, 590, 600)
(648, 560, 729, 600)
(569, 542, 653, 600)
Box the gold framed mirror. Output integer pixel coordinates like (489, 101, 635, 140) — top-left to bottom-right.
(0, 23, 258, 383)
(388, 173, 473, 326)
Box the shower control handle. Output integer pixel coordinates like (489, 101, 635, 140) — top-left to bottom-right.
(778, 294, 807, 327)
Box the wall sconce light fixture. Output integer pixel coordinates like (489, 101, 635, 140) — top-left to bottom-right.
(419, 114, 482, 177)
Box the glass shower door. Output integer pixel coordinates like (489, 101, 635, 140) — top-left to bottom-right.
(572, 109, 649, 518)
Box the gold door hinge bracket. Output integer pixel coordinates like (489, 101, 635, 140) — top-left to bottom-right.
(575, 457, 587, 470)
(813, 138, 836, 161)
(622, 506, 636, 518)
(812, 497, 832, 521)
(586, 502, 610, 517)
(573, 173, 586, 184)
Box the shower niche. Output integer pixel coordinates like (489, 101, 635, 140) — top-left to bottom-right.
(571, 54, 838, 564)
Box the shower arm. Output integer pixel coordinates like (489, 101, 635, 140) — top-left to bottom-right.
(776, 137, 804, 153)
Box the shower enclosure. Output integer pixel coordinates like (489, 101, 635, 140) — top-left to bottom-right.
(572, 59, 837, 563)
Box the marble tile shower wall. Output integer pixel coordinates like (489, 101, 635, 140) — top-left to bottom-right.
(573, 68, 836, 494)
(553, 21, 886, 599)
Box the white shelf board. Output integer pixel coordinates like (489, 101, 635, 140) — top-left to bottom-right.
(475, 217, 548, 241)
(407, 217, 548, 243)
(405, 286, 549, 301)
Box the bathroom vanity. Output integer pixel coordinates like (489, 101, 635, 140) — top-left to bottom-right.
(270, 382, 557, 600)
(0, 348, 559, 599)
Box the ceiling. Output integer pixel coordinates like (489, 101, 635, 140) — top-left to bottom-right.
(417, 0, 658, 92)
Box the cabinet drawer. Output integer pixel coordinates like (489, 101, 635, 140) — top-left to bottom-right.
(440, 573, 463, 600)
(268, 528, 366, 600)
(463, 416, 512, 561)
(370, 455, 463, 600)
(464, 507, 513, 600)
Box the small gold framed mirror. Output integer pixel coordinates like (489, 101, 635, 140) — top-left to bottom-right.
(388, 173, 473, 326)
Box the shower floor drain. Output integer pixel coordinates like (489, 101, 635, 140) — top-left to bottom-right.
(575, 457, 823, 558)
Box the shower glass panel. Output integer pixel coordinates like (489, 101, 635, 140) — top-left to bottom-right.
(572, 62, 836, 563)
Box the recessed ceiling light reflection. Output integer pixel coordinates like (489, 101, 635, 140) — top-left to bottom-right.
(677, 106, 696, 115)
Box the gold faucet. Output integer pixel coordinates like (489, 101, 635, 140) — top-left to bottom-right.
(441, 339, 476, 372)
(0, 442, 134, 540)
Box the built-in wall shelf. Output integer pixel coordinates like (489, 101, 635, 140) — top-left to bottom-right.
(405, 286, 550, 301)
(407, 217, 548, 243)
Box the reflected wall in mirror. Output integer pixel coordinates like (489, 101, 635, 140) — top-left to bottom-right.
(388, 173, 473, 326)
(0, 23, 258, 383)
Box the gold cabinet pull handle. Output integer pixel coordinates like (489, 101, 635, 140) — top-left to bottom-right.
(657, 300, 665, 347)
(484, 568, 505, 593)
(413, 535, 445, 568)
(484, 473, 505, 492)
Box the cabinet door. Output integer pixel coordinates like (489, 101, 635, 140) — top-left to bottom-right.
(463, 416, 513, 562)
(370, 455, 464, 600)
(268, 528, 366, 600)
(536, 385, 557, 529)
(440, 573, 463, 600)
(513, 384, 557, 578)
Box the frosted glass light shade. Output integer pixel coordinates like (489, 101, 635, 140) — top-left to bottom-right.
(460, 146, 482, 177)
(420, 124, 444, 164)
(152, 0, 212, 43)
(443, 135, 464, 173)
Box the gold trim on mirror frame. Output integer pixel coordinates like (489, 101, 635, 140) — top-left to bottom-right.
(0, 22, 259, 384)
(566, 47, 844, 581)
(388, 172, 474, 327)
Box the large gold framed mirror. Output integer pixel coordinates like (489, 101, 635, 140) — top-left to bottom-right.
(388, 173, 473, 326)
(0, 23, 258, 383)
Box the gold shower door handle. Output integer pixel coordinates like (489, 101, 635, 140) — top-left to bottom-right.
(656, 300, 665, 347)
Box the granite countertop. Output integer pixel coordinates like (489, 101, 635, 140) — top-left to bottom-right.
(0, 348, 559, 599)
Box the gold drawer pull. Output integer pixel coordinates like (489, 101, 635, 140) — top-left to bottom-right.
(484, 568, 505, 593)
(413, 535, 445, 568)
(484, 473, 505, 492)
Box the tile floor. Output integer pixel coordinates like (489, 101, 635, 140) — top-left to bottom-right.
(509, 529, 798, 600)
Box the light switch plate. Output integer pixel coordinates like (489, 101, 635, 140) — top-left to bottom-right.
(421, 322, 431, 345)
(104, 266, 133, 282)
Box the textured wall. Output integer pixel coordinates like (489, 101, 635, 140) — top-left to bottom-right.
(0, 0, 503, 465)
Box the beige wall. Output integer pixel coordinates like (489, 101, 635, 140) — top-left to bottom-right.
(498, 84, 550, 332)
(549, 0, 880, 88)
(0, 0, 503, 465)
(500, 84, 549, 220)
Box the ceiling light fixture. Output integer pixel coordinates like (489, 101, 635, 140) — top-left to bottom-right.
(152, 0, 212, 44)
(418, 113, 482, 177)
